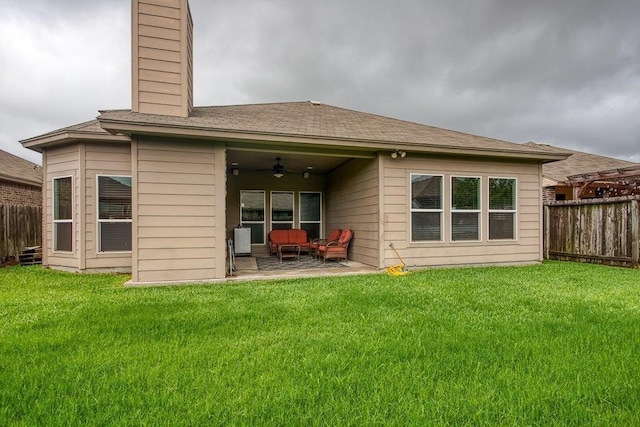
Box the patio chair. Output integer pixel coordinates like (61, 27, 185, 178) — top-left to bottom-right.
(317, 229, 353, 264)
(310, 228, 341, 258)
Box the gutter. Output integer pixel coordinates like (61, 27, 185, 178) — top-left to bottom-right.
(0, 173, 42, 187)
(21, 130, 130, 152)
(98, 118, 570, 163)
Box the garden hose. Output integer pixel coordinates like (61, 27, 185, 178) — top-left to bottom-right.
(386, 243, 410, 276)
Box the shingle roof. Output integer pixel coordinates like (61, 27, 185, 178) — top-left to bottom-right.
(98, 102, 565, 160)
(0, 149, 42, 186)
(524, 142, 639, 184)
(20, 119, 129, 151)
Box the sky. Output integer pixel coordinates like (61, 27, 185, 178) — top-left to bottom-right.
(1, 0, 639, 166)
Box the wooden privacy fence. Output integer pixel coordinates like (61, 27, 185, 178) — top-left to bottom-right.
(0, 204, 42, 261)
(544, 196, 640, 268)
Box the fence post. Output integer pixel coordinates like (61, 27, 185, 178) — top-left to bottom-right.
(632, 199, 639, 269)
(543, 205, 550, 260)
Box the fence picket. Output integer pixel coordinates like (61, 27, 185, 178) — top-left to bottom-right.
(0, 204, 43, 260)
(545, 196, 640, 268)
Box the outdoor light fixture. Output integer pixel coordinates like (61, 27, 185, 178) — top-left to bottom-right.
(272, 157, 285, 178)
(303, 166, 313, 179)
(391, 150, 406, 159)
(232, 168, 239, 176)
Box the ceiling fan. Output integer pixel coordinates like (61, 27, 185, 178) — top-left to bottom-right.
(272, 157, 285, 178)
(254, 157, 313, 178)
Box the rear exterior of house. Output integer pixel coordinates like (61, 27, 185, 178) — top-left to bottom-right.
(21, 0, 566, 284)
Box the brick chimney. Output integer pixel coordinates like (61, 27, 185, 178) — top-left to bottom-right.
(131, 0, 193, 117)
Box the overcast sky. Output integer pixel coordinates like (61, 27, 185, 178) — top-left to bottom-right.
(2, 0, 639, 165)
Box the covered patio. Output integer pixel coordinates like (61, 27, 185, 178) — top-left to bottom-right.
(229, 254, 379, 281)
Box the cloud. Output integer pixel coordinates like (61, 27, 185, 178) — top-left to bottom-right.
(2, 0, 640, 164)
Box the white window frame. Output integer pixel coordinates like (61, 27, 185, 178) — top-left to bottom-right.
(450, 175, 482, 242)
(270, 191, 295, 230)
(299, 191, 323, 240)
(53, 175, 73, 253)
(488, 177, 518, 241)
(240, 190, 266, 245)
(96, 174, 132, 253)
(410, 173, 444, 243)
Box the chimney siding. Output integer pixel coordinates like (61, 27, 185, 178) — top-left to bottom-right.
(132, 0, 193, 117)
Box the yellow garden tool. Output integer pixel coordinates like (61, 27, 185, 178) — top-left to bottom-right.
(386, 243, 410, 276)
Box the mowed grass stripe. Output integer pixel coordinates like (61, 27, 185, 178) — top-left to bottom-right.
(1, 261, 639, 425)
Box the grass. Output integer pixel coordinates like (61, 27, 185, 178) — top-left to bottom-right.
(1, 261, 640, 425)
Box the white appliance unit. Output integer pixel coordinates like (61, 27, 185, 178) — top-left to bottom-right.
(234, 227, 252, 256)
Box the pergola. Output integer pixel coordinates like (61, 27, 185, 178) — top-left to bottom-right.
(566, 165, 640, 199)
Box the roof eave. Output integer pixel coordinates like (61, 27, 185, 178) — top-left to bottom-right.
(99, 119, 570, 162)
(21, 130, 131, 152)
(0, 173, 42, 187)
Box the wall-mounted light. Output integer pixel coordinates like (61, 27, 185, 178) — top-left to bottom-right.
(391, 150, 406, 159)
(303, 166, 313, 179)
(232, 168, 239, 176)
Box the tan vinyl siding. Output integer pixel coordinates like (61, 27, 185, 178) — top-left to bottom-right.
(325, 158, 380, 266)
(382, 155, 543, 268)
(132, 0, 193, 117)
(44, 144, 81, 269)
(84, 143, 132, 270)
(133, 137, 223, 283)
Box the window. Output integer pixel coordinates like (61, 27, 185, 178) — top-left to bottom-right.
(271, 191, 294, 230)
(53, 176, 73, 252)
(240, 191, 265, 244)
(299, 192, 322, 240)
(451, 176, 481, 241)
(97, 175, 132, 252)
(489, 178, 517, 240)
(411, 174, 443, 241)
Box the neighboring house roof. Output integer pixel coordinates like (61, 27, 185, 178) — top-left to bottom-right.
(94, 102, 567, 162)
(0, 149, 42, 187)
(524, 142, 639, 186)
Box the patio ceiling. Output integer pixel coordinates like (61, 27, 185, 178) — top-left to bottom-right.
(226, 148, 372, 175)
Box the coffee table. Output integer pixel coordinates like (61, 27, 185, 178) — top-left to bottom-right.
(277, 244, 300, 262)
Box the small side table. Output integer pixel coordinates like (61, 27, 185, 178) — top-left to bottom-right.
(277, 244, 300, 262)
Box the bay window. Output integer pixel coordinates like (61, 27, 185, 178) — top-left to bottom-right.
(53, 176, 73, 252)
(97, 175, 132, 252)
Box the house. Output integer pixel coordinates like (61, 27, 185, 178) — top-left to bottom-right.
(0, 149, 42, 261)
(20, 0, 567, 284)
(525, 142, 640, 202)
(0, 149, 42, 207)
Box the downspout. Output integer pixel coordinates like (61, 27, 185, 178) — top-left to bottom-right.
(378, 153, 385, 269)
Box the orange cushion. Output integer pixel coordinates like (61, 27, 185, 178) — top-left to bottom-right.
(288, 229, 308, 244)
(269, 230, 289, 244)
(338, 229, 352, 244)
(326, 229, 342, 242)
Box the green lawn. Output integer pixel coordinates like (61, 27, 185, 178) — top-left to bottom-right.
(1, 262, 639, 425)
